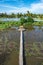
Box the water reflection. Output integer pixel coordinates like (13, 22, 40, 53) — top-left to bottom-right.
(0, 26, 43, 65)
(0, 18, 43, 22)
(0, 18, 20, 21)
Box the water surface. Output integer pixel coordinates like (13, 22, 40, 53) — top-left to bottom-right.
(0, 18, 43, 22)
(0, 26, 43, 65)
(0, 18, 20, 21)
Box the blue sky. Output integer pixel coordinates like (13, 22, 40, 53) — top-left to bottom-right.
(0, 0, 43, 14)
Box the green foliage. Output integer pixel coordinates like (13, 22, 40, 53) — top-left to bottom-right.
(0, 16, 34, 30)
(0, 21, 21, 30)
(0, 12, 43, 18)
(20, 17, 27, 25)
(27, 17, 34, 23)
(12, 21, 21, 26)
(20, 16, 34, 25)
(17, 13, 23, 18)
(19, 16, 34, 29)
(33, 21, 43, 26)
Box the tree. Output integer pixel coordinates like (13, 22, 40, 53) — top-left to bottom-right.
(27, 16, 34, 23)
(10, 13, 16, 18)
(20, 17, 27, 25)
(17, 13, 23, 18)
(27, 11, 30, 14)
(27, 11, 30, 16)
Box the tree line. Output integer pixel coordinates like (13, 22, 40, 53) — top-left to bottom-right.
(0, 11, 43, 18)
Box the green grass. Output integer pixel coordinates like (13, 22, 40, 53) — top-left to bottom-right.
(0, 21, 21, 30)
(0, 20, 43, 30)
(0, 21, 43, 30)
(0, 17, 35, 30)
(33, 21, 43, 26)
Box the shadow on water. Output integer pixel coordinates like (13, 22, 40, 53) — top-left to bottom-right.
(23, 32, 26, 65)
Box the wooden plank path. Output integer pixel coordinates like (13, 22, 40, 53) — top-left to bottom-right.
(18, 26, 25, 65)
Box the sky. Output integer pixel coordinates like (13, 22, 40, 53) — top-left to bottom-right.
(0, 0, 43, 14)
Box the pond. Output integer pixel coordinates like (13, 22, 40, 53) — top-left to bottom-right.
(0, 26, 43, 65)
(0, 18, 20, 21)
(33, 18, 43, 22)
(0, 18, 43, 22)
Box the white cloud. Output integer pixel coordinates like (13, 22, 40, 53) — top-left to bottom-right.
(0, 4, 28, 14)
(0, 1, 43, 14)
(8, 7, 28, 14)
(29, 3, 43, 14)
(8, 3, 43, 14)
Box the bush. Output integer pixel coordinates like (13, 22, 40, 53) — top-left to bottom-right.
(27, 16, 34, 23)
(20, 16, 34, 25)
(20, 17, 27, 25)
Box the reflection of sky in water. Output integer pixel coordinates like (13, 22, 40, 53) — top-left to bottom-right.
(0, 18, 20, 21)
(0, 18, 43, 22)
(33, 18, 43, 22)
(33, 26, 43, 31)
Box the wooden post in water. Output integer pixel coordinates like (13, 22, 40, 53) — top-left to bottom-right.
(18, 26, 25, 65)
